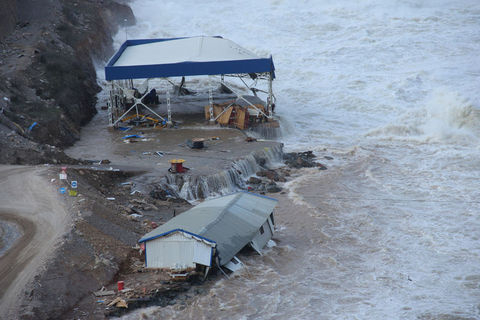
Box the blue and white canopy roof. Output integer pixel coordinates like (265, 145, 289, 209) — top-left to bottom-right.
(105, 36, 275, 80)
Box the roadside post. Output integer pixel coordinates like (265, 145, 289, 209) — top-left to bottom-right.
(69, 180, 78, 197)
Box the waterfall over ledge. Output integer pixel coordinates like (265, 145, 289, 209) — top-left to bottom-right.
(154, 143, 283, 202)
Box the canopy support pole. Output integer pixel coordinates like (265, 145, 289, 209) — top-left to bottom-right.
(267, 72, 273, 117)
(214, 101, 235, 121)
(166, 91, 172, 125)
(208, 89, 215, 122)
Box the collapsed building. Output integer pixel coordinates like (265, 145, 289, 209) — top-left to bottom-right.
(138, 192, 277, 276)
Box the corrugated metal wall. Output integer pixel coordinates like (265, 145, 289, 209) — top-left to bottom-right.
(251, 217, 274, 251)
(146, 232, 213, 269)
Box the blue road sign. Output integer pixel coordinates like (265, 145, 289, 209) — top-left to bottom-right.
(59, 187, 67, 194)
(71, 181, 78, 189)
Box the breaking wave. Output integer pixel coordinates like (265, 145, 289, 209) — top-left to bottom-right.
(367, 88, 479, 143)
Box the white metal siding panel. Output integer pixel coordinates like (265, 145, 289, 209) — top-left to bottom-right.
(193, 241, 213, 267)
(251, 221, 273, 251)
(146, 233, 195, 269)
(267, 216, 275, 234)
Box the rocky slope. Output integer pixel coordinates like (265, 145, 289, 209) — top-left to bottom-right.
(0, 0, 134, 164)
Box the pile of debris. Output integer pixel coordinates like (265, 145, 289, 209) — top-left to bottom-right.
(204, 99, 269, 130)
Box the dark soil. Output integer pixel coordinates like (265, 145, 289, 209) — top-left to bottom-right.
(0, 0, 134, 165)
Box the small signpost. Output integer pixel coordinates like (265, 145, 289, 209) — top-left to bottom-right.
(59, 187, 67, 194)
(59, 167, 67, 180)
(69, 180, 78, 197)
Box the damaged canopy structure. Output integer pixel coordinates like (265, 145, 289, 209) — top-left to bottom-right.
(139, 192, 277, 271)
(104, 36, 276, 126)
(105, 36, 275, 79)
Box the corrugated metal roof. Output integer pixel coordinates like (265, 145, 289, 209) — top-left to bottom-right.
(139, 192, 278, 265)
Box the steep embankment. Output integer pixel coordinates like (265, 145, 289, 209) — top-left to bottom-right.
(0, 0, 134, 164)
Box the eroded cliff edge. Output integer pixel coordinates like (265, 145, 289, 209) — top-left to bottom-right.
(0, 0, 134, 164)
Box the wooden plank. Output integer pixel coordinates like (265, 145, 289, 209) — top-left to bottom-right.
(234, 107, 247, 129)
(217, 106, 233, 125)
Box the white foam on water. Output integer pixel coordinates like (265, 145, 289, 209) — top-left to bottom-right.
(113, 0, 480, 319)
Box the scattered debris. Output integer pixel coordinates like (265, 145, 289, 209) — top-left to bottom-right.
(130, 198, 158, 211)
(27, 122, 38, 132)
(155, 151, 165, 157)
(98, 159, 111, 164)
(117, 281, 124, 291)
(245, 136, 257, 142)
(94, 287, 115, 297)
(122, 134, 144, 139)
(185, 138, 205, 149)
(106, 197, 116, 201)
(108, 297, 128, 309)
(128, 213, 142, 221)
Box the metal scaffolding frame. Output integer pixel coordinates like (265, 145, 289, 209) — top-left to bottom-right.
(107, 72, 275, 127)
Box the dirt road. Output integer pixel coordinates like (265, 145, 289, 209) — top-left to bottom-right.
(0, 166, 71, 320)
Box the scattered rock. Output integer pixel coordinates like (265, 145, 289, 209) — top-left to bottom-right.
(265, 182, 282, 193)
(247, 177, 262, 185)
(256, 169, 286, 182)
(283, 151, 318, 168)
(317, 163, 327, 170)
(256, 157, 266, 167)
